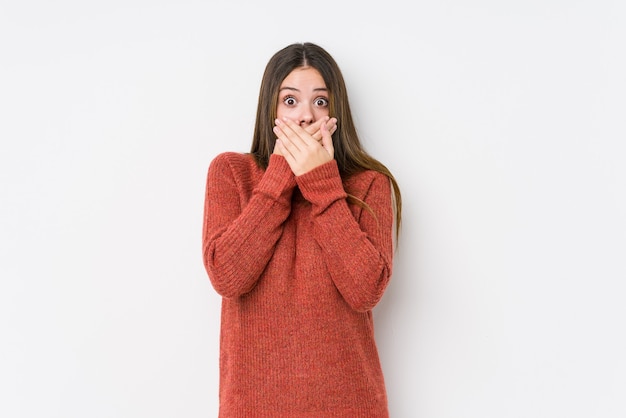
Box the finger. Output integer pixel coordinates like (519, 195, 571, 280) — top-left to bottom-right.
(273, 121, 303, 154)
(320, 118, 334, 158)
(327, 117, 337, 135)
(310, 117, 336, 142)
(272, 138, 283, 156)
(280, 117, 318, 147)
(304, 117, 326, 137)
(275, 138, 299, 165)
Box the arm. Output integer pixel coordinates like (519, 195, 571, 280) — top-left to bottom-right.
(202, 153, 296, 298)
(296, 162, 394, 312)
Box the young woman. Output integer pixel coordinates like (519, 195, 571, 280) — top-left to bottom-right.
(202, 42, 402, 417)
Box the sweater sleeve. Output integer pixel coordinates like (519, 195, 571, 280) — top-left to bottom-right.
(202, 153, 296, 298)
(296, 160, 394, 312)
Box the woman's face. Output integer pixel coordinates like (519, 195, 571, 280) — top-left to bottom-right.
(276, 67, 330, 128)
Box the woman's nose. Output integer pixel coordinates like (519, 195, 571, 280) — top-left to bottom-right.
(298, 105, 314, 126)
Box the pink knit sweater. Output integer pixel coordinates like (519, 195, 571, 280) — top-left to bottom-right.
(202, 152, 394, 417)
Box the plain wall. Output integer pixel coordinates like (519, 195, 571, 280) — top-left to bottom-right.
(1, 1, 624, 417)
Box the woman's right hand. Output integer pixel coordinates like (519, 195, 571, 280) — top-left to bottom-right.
(273, 117, 335, 176)
(273, 117, 337, 156)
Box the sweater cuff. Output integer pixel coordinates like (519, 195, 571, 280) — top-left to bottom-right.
(255, 154, 297, 201)
(296, 160, 347, 212)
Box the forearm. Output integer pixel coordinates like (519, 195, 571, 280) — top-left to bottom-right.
(296, 162, 394, 312)
(203, 154, 296, 298)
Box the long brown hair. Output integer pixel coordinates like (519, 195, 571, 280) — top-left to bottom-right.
(250, 42, 402, 240)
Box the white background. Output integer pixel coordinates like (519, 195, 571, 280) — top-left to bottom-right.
(1, 1, 625, 417)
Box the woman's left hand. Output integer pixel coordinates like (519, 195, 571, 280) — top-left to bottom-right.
(273, 117, 334, 176)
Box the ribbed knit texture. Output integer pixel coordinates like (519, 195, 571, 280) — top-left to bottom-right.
(202, 152, 394, 417)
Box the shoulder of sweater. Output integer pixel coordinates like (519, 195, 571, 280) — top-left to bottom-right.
(345, 168, 388, 188)
(209, 151, 260, 173)
(210, 151, 253, 165)
(342, 169, 391, 202)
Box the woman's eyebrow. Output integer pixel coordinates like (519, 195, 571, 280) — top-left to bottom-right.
(279, 87, 328, 93)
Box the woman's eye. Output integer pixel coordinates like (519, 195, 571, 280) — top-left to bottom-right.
(284, 96, 296, 106)
(315, 97, 329, 107)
